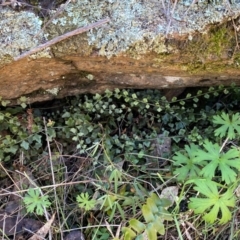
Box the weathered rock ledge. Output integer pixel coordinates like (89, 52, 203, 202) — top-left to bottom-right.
(1, 0, 240, 103)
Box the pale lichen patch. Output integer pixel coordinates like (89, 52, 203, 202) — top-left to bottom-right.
(0, 8, 43, 60)
(45, 87, 60, 96)
(47, 0, 240, 58)
(86, 74, 94, 80)
(28, 47, 52, 60)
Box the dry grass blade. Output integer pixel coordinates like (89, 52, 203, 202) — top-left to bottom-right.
(28, 213, 55, 240)
(105, 220, 122, 239)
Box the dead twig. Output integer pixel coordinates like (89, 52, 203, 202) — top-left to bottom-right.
(14, 18, 110, 61)
(161, 0, 178, 37)
(232, 18, 240, 50)
(0, 179, 95, 197)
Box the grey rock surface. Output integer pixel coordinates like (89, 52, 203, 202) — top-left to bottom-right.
(0, 8, 43, 61)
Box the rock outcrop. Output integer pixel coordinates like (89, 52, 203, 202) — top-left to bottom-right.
(1, 0, 240, 103)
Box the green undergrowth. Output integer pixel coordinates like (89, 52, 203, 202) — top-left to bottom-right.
(1, 86, 240, 239)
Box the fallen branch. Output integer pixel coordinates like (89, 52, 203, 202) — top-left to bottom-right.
(14, 18, 110, 61)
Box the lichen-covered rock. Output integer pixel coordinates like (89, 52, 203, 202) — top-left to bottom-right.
(1, 0, 240, 61)
(0, 7, 43, 61)
(0, 1, 240, 103)
(48, 0, 240, 58)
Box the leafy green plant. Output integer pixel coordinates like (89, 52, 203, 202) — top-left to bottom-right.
(98, 194, 125, 222)
(172, 111, 240, 225)
(23, 188, 51, 215)
(173, 143, 205, 181)
(188, 179, 235, 224)
(0, 96, 11, 107)
(195, 140, 240, 184)
(213, 112, 240, 139)
(173, 139, 240, 184)
(0, 108, 44, 161)
(76, 192, 96, 211)
(122, 193, 172, 240)
(92, 227, 111, 240)
(109, 168, 123, 194)
(2, 86, 240, 239)
(17, 96, 28, 109)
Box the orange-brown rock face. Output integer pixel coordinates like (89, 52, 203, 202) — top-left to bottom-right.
(1, 1, 240, 103)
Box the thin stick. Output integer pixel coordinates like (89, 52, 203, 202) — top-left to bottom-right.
(219, 137, 229, 153)
(165, 0, 178, 37)
(0, 180, 95, 197)
(14, 18, 110, 61)
(0, 162, 21, 192)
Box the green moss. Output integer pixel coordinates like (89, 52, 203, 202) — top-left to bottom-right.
(174, 24, 235, 73)
(233, 53, 240, 67)
(205, 26, 231, 57)
(140, 21, 237, 75)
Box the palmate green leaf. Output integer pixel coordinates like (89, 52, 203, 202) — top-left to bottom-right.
(173, 144, 204, 181)
(195, 140, 240, 184)
(23, 188, 51, 216)
(188, 180, 235, 224)
(213, 112, 240, 139)
(76, 192, 96, 211)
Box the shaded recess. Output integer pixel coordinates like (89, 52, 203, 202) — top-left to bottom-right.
(18, 0, 68, 16)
